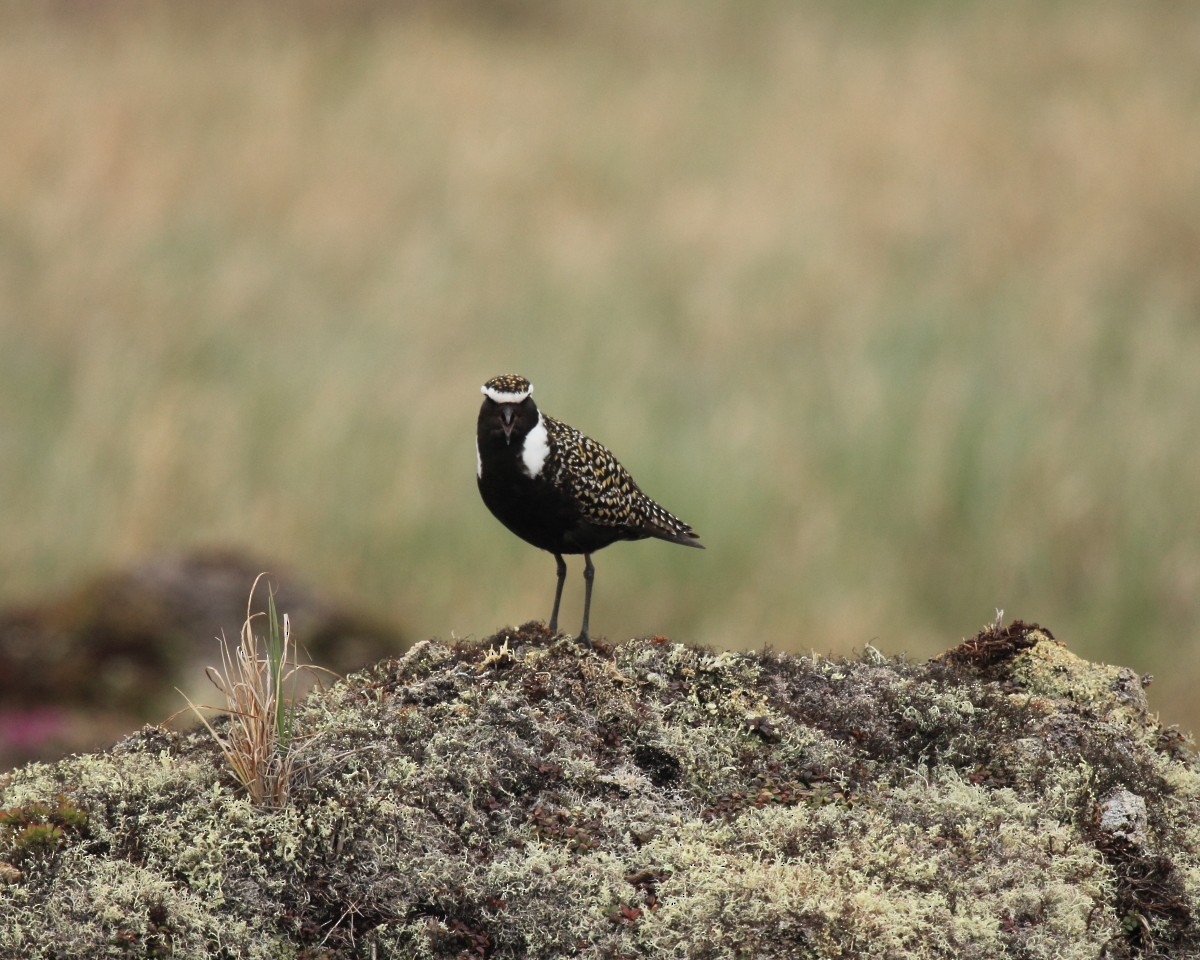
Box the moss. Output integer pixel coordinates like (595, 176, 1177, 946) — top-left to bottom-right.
(2, 620, 1198, 958)
(1, 853, 289, 960)
(0, 793, 89, 869)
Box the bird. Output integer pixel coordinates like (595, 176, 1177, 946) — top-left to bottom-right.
(476, 374, 703, 645)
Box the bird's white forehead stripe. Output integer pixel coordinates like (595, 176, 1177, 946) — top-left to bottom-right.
(482, 385, 532, 403)
(521, 413, 550, 479)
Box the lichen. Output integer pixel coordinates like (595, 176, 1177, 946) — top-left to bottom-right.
(1, 620, 1197, 958)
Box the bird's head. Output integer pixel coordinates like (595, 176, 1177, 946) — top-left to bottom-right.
(480, 374, 539, 444)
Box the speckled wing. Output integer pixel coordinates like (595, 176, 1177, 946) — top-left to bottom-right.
(542, 415, 700, 544)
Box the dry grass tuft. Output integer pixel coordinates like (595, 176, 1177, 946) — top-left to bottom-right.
(180, 575, 324, 808)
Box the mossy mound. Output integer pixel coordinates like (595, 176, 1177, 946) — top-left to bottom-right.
(2, 621, 1198, 959)
(0, 550, 402, 769)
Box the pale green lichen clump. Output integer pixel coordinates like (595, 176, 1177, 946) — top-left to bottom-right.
(2, 621, 1197, 958)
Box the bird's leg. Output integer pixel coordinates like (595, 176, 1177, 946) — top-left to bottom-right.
(578, 553, 595, 647)
(548, 553, 567, 635)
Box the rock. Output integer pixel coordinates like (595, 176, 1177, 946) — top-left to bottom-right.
(1098, 788, 1148, 848)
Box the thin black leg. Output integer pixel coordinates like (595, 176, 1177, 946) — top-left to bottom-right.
(549, 553, 567, 634)
(579, 553, 595, 646)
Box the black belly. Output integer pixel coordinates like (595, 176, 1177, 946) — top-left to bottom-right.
(478, 472, 642, 555)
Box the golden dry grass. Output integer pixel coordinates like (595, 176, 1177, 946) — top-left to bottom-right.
(181, 578, 313, 809)
(1, 2, 1199, 729)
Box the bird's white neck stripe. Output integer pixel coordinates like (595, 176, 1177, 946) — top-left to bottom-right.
(482, 385, 532, 403)
(521, 413, 550, 478)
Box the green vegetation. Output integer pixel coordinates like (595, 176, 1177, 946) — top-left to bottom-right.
(1, 625, 1197, 957)
(0, 794, 88, 866)
(1, 2, 1198, 729)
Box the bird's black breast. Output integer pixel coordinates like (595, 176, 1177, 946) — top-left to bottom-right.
(477, 438, 634, 555)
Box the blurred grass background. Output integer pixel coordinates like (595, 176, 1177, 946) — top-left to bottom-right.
(2, 1, 1199, 731)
